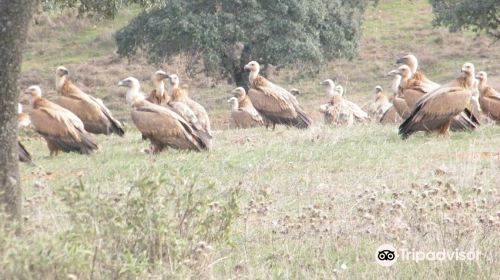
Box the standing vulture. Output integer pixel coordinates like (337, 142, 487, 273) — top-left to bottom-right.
(118, 77, 209, 153)
(386, 69, 410, 119)
(17, 103, 31, 162)
(476, 71, 500, 122)
(167, 74, 212, 138)
(368, 85, 392, 121)
(55, 66, 124, 136)
(244, 61, 312, 129)
(147, 70, 171, 106)
(396, 55, 479, 131)
(318, 80, 354, 126)
(399, 63, 478, 139)
(228, 87, 264, 128)
(25, 85, 98, 155)
(335, 85, 370, 123)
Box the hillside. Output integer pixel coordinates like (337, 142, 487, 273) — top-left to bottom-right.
(7, 0, 500, 279)
(20, 0, 500, 127)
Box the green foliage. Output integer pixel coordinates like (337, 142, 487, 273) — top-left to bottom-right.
(41, 0, 163, 18)
(429, 0, 500, 38)
(0, 174, 241, 278)
(115, 0, 372, 83)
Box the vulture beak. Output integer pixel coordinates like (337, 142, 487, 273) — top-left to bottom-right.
(243, 64, 251, 71)
(396, 57, 406, 65)
(62, 69, 69, 76)
(387, 70, 397, 76)
(160, 73, 170, 80)
(118, 80, 125, 87)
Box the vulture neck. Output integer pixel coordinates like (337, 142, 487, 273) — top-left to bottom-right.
(155, 81, 165, 97)
(56, 76, 67, 91)
(477, 78, 487, 94)
(408, 60, 418, 74)
(126, 87, 144, 106)
(230, 100, 239, 111)
(248, 70, 259, 84)
(325, 85, 335, 98)
(391, 75, 402, 95)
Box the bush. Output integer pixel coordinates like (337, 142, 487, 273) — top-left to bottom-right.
(0, 174, 241, 279)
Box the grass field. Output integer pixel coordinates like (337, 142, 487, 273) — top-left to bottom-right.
(3, 0, 500, 278)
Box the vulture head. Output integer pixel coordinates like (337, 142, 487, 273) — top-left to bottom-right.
(335, 85, 344, 96)
(231, 87, 246, 100)
(55, 66, 69, 77)
(475, 71, 487, 82)
(396, 65, 412, 80)
(374, 85, 383, 94)
(387, 69, 399, 77)
(55, 66, 69, 89)
(396, 54, 418, 74)
(118, 77, 143, 105)
(24, 85, 42, 105)
(167, 74, 180, 87)
(289, 88, 301, 96)
(18, 103, 23, 114)
(244, 61, 260, 73)
(152, 70, 169, 82)
(320, 79, 336, 97)
(461, 62, 475, 76)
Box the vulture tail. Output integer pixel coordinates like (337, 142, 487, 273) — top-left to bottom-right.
(77, 131, 99, 154)
(18, 141, 32, 162)
(450, 108, 479, 132)
(398, 104, 422, 139)
(109, 118, 125, 137)
(293, 109, 312, 129)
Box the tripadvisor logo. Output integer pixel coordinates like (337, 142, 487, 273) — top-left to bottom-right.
(375, 244, 481, 267)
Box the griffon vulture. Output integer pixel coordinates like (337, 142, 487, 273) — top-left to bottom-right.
(318, 80, 354, 126)
(396, 56, 479, 131)
(399, 63, 478, 139)
(17, 103, 31, 162)
(244, 61, 312, 129)
(228, 87, 264, 128)
(167, 74, 212, 137)
(335, 85, 370, 123)
(387, 69, 410, 118)
(55, 66, 124, 136)
(476, 71, 500, 122)
(147, 70, 171, 106)
(25, 86, 98, 155)
(368, 85, 392, 121)
(118, 77, 209, 153)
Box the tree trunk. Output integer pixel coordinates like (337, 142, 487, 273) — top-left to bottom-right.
(0, 0, 36, 220)
(232, 44, 252, 91)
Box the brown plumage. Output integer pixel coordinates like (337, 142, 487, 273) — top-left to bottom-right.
(379, 105, 401, 124)
(368, 85, 392, 121)
(24, 86, 98, 155)
(396, 55, 479, 131)
(244, 61, 312, 129)
(118, 77, 209, 153)
(228, 87, 264, 128)
(55, 66, 125, 136)
(318, 80, 354, 126)
(476, 71, 500, 122)
(146, 70, 171, 106)
(399, 63, 477, 139)
(167, 74, 212, 137)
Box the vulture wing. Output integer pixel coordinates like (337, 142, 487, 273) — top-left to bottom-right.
(399, 87, 471, 138)
(30, 105, 97, 154)
(131, 101, 208, 151)
(249, 77, 311, 128)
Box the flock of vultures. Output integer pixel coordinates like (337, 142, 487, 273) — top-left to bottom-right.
(16, 54, 500, 162)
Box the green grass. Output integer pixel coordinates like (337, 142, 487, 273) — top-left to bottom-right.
(10, 123, 500, 278)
